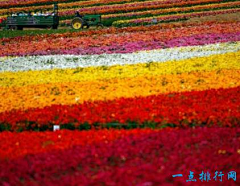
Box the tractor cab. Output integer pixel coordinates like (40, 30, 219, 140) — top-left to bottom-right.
(75, 11, 83, 18)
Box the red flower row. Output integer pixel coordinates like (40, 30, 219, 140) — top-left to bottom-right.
(0, 129, 154, 160)
(0, 86, 239, 131)
(0, 128, 239, 185)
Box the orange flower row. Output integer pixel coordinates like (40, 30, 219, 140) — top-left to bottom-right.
(0, 69, 239, 113)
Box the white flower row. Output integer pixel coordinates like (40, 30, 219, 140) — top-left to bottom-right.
(0, 41, 240, 72)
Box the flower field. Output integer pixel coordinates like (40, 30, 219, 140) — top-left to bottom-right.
(1, 0, 240, 26)
(0, 0, 240, 185)
(0, 128, 240, 185)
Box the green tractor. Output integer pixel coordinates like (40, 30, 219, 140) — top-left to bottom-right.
(71, 11, 103, 30)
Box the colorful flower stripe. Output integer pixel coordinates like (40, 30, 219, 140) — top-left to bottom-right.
(0, 69, 239, 113)
(0, 16, 6, 23)
(103, 0, 240, 19)
(0, 129, 155, 160)
(0, 21, 232, 43)
(1, 44, 240, 85)
(0, 0, 143, 14)
(1, 0, 170, 9)
(0, 0, 238, 19)
(0, 0, 181, 15)
(59, 0, 234, 17)
(0, 86, 239, 129)
(1, 22, 240, 57)
(0, 0, 70, 8)
(0, 128, 239, 185)
(1, 42, 240, 74)
(3, 32, 240, 57)
(113, 8, 240, 26)
(0, 0, 170, 15)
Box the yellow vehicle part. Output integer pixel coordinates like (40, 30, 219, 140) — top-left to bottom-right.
(72, 18, 83, 30)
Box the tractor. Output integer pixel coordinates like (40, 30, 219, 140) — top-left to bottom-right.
(71, 11, 103, 30)
(1, 4, 104, 31)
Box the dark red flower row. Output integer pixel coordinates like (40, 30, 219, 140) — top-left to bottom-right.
(0, 86, 239, 131)
(0, 129, 154, 160)
(0, 128, 239, 185)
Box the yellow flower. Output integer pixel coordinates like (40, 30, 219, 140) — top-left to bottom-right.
(0, 69, 239, 113)
(1, 51, 240, 88)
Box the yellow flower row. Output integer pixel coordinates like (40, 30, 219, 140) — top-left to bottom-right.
(0, 69, 239, 113)
(1, 51, 240, 88)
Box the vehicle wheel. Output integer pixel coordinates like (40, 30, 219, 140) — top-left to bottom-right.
(71, 17, 83, 30)
(96, 23, 104, 29)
